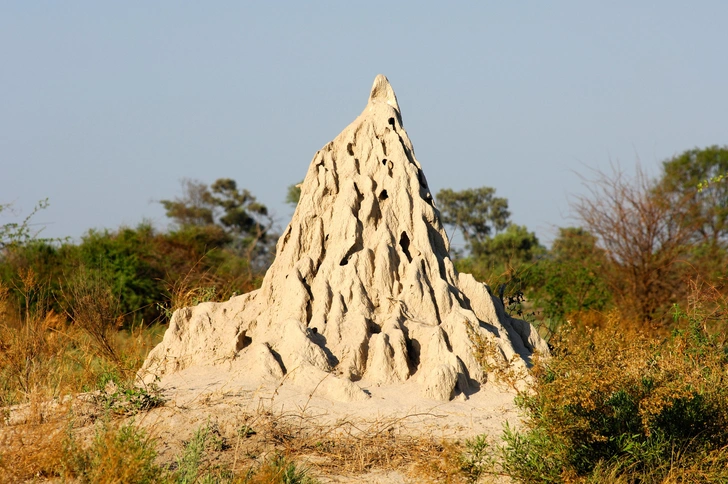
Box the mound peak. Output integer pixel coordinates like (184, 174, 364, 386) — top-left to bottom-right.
(140, 75, 547, 402)
(368, 74, 400, 110)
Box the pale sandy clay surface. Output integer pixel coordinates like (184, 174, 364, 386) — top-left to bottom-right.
(136, 371, 520, 482)
(133, 75, 548, 481)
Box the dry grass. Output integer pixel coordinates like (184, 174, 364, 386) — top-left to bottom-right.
(0, 267, 166, 482)
(0, 268, 163, 407)
(0, 399, 69, 482)
(178, 411, 475, 483)
(0, 266, 474, 483)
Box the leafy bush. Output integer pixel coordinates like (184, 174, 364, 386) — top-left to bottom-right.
(527, 227, 612, 321)
(75, 225, 166, 325)
(500, 303, 728, 482)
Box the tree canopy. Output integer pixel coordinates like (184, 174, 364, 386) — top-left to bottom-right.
(659, 145, 728, 247)
(160, 178, 275, 267)
(286, 182, 302, 207)
(528, 227, 611, 320)
(435, 187, 510, 254)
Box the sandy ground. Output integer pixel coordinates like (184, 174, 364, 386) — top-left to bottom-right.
(133, 365, 522, 482)
(145, 365, 521, 435)
(2, 366, 521, 483)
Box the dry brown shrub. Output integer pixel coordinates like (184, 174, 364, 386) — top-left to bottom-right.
(61, 266, 123, 364)
(0, 421, 66, 482)
(0, 269, 81, 405)
(573, 163, 697, 324)
(165, 262, 221, 313)
(566, 308, 668, 340)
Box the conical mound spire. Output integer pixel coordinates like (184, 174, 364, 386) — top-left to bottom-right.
(140, 75, 547, 402)
(368, 74, 400, 111)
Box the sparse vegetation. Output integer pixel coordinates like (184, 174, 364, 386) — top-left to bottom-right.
(3, 150, 728, 483)
(62, 418, 163, 484)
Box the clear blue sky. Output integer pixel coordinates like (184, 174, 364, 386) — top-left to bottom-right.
(2, 2, 726, 248)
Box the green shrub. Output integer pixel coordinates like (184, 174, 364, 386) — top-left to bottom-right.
(458, 434, 494, 482)
(76, 225, 166, 325)
(246, 454, 319, 484)
(526, 227, 612, 322)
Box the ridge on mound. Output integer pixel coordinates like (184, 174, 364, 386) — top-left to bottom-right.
(140, 75, 548, 402)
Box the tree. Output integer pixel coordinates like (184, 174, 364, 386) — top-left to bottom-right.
(436, 188, 540, 314)
(528, 227, 612, 320)
(471, 224, 542, 265)
(160, 178, 275, 268)
(435, 187, 510, 254)
(286, 182, 302, 207)
(658, 145, 728, 247)
(0, 199, 51, 249)
(573, 164, 696, 323)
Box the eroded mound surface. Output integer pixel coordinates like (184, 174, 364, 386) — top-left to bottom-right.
(140, 75, 547, 402)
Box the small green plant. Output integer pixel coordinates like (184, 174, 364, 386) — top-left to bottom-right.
(95, 374, 165, 416)
(458, 434, 494, 482)
(173, 425, 209, 484)
(247, 453, 319, 484)
(171, 422, 229, 484)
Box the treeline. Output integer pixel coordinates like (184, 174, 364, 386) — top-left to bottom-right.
(441, 145, 728, 332)
(0, 178, 275, 328)
(2, 146, 727, 332)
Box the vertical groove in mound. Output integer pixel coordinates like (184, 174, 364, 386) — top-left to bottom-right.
(140, 75, 549, 402)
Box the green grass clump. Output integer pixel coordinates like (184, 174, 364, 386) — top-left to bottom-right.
(244, 454, 319, 484)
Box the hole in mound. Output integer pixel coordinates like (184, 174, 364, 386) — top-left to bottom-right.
(388, 117, 395, 127)
(422, 191, 433, 205)
(368, 321, 382, 334)
(379, 190, 388, 200)
(340, 257, 349, 266)
(407, 337, 421, 372)
(235, 332, 252, 352)
(382, 158, 387, 165)
(417, 168, 428, 188)
(399, 231, 412, 263)
(269, 348, 287, 374)
(347, 143, 354, 156)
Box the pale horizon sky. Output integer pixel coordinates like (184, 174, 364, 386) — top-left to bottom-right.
(2, 2, 726, 249)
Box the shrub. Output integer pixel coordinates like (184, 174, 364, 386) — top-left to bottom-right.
(76, 225, 166, 325)
(500, 303, 728, 482)
(527, 227, 612, 321)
